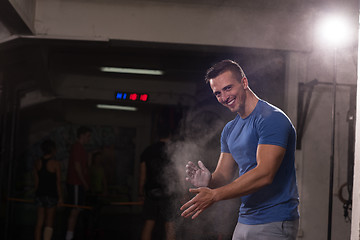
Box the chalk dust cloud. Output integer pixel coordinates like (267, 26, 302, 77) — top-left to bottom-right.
(161, 105, 239, 239)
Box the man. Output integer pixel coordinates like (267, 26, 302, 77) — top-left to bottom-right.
(65, 126, 92, 240)
(139, 126, 176, 240)
(180, 60, 299, 240)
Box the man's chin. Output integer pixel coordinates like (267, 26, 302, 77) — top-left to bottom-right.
(226, 107, 237, 112)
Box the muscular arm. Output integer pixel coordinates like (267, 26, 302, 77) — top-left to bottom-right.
(213, 144, 285, 201)
(181, 144, 285, 218)
(208, 152, 238, 188)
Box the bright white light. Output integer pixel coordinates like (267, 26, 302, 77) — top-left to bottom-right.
(96, 104, 137, 111)
(317, 14, 351, 48)
(100, 67, 164, 75)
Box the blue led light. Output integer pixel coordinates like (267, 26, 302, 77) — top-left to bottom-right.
(116, 93, 123, 99)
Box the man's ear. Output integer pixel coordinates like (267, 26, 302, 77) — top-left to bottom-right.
(242, 77, 249, 89)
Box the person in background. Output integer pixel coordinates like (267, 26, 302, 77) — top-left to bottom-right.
(180, 60, 299, 240)
(89, 151, 107, 202)
(65, 126, 92, 240)
(34, 139, 63, 240)
(139, 126, 176, 240)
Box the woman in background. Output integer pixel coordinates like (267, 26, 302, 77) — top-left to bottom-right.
(34, 139, 63, 240)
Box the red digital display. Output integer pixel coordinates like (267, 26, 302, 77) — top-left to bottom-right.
(115, 92, 149, 102)
(140, 94, 148, 102)
(129, 93, 138, 101)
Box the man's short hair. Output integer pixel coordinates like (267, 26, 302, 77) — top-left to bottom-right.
(205, 59, 246, 83)
(77, 126, 92, 138)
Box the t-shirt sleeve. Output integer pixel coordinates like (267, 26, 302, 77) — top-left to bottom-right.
(257, 111, 291, 148)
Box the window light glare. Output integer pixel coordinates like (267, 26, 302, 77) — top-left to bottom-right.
(317, 15, 350, 48)
(96, 104, 137, 111)
(100, 67, 164, 75)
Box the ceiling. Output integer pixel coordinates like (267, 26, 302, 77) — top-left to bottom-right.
(0, 37, 286, 98)
(1, 37, 287, 128)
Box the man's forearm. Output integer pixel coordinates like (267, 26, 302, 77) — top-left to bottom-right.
(208, 171, 233, 189)
(213, 166, 273, 202)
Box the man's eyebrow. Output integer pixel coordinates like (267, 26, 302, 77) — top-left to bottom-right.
(223, 84, 232, 90)
(213, 91, 220, 95)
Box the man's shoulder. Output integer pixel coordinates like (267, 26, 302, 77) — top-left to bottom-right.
(257, 100, 279, 113)
(255, 101, 295, 138)
(257, 100, 290, 121)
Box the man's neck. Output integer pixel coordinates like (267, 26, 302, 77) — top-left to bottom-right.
(238, 92, 259, 119)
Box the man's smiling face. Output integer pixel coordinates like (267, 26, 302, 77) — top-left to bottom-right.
(209, 70, 247, 114)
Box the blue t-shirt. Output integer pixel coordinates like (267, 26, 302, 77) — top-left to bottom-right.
(221, 100, 299, 225)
